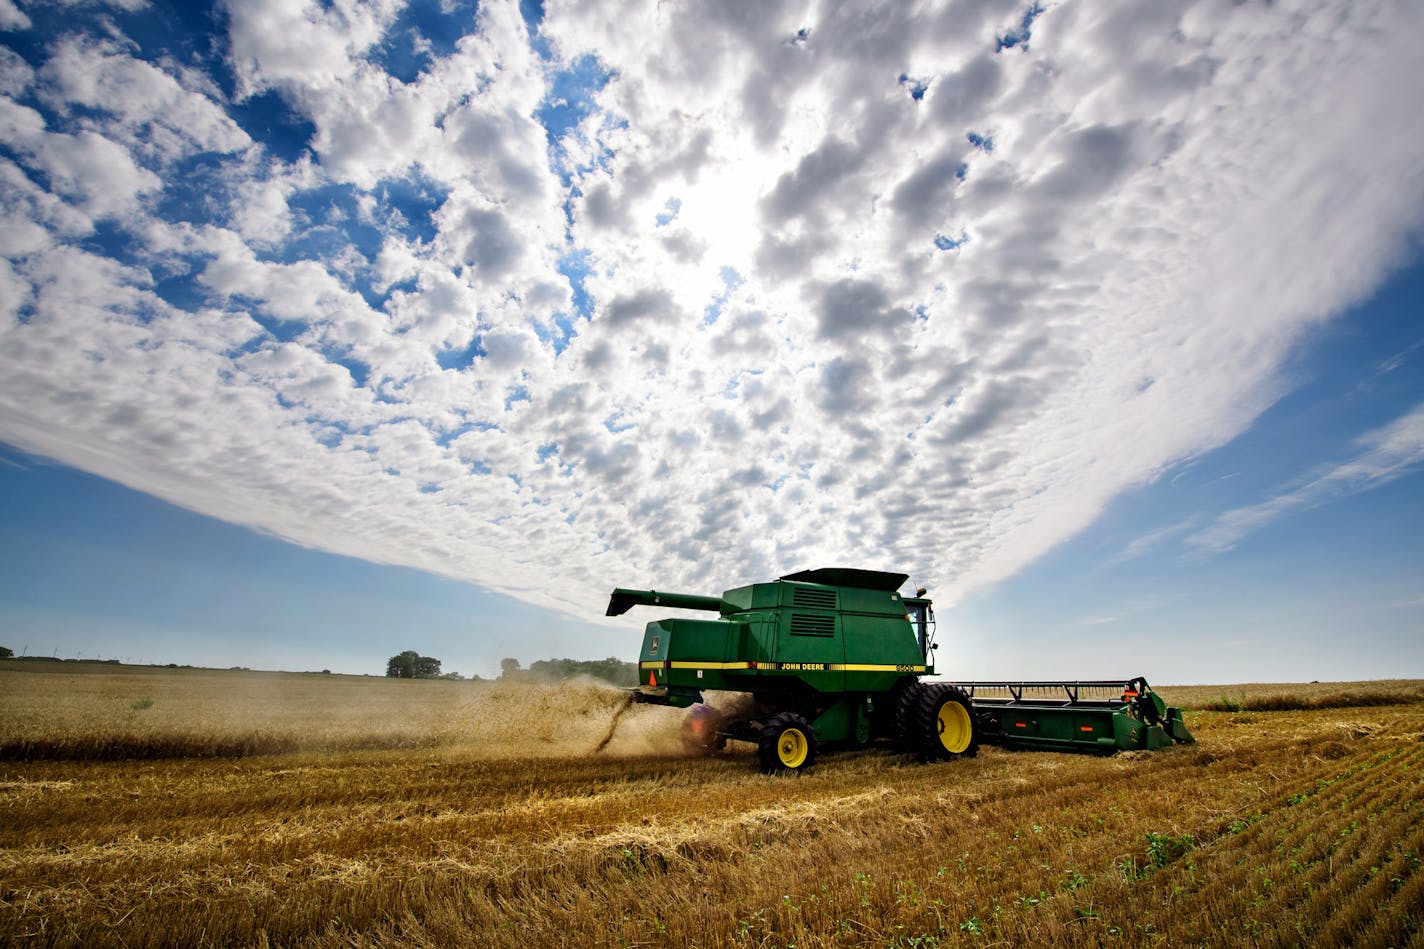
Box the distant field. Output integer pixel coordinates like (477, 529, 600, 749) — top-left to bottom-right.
(1156, 679, 1424, 713)
(1, 663, 1421, 946)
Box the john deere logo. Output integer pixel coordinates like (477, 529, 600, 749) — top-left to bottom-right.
(649, 636, 660, 654)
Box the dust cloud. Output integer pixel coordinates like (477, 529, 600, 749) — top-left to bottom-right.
(434, 679, 689, 758)
(0, 666, 758, 762)
(593, 693, 636, 753)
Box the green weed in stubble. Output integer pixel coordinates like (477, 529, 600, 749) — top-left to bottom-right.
(1118, 831, 1198, 880)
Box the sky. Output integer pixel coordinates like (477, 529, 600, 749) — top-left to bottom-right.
(0, 0, 1421, 683)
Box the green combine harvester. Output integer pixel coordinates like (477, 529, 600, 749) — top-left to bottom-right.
(607, 568, 1193, 772)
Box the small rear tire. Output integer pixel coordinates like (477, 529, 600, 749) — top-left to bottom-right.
(680, 704, 727, 756)
(757, 712, 817, 773)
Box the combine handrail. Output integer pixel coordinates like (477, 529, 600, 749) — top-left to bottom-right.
(952, 677, 1152, 705)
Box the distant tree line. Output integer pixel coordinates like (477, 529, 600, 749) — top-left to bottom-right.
(499, 656, 638, 687)
(0, 648, 123, 664)
(382, 651, 633, 685)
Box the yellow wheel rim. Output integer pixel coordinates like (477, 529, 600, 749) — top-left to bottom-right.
(937, 701, 972, 754)
(777, 727, 809, 768)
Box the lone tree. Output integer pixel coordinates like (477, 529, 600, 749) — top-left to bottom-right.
(385, 650, 442, 679)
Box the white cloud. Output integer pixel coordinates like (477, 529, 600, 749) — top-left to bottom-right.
(1189, 403, 1424, 555)
(1, 95, 161, 220)
(0, 0, 1422, 627)
(0, 46, 33, 94)
(42, 0, 148, 10)
(0, 154, 93, 246)
(47, 131, 160, 217)
(223, 0, 403, 99)
(0, 256, 29, 323)
(0, 0, 30, 31)
(38, 36, 251, 160)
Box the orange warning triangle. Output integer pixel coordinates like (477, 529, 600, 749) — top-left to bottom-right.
(648, 669, 657, 687)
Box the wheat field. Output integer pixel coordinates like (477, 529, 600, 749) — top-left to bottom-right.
(2, 662, 1422, 947)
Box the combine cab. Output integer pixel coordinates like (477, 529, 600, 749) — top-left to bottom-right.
(607, 568, 1193, 771)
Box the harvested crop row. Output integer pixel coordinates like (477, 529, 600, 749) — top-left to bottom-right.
(3, 672, 1421, 946)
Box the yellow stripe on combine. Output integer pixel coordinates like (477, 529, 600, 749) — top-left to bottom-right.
(671, 661, 753, 670)
(639, 661, 924, 673)
(639, 661, 753, 670)
(831, 664, 927, 672)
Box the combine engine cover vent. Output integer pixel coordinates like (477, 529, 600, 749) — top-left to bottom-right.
(790, 614, 836, 636)
(792, 588, 838, 609)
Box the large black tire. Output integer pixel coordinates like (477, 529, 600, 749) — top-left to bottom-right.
(756, 712, 817, 773)
(894, 680, 932, 750)
(904, 683, 979, 761)
(887, 678, 920, 746)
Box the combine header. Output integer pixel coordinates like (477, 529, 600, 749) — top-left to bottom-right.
(607, 568, 1193, 772)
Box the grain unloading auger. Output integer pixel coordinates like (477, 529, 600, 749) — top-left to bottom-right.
(606, 568, 1193, 772)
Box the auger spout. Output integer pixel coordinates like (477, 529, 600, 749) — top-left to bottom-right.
(605, 588, 726, 617)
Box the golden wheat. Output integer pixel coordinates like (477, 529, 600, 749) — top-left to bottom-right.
(1, 664, 1421, 947)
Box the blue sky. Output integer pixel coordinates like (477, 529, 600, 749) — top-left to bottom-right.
(954, 258, 1424, 682)
(0, 444, 596, 676)
(0, 0, 1421, 682)
(2, 255, 1419, 680)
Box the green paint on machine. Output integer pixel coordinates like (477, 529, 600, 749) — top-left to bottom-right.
(606, 568, 1193, 772)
